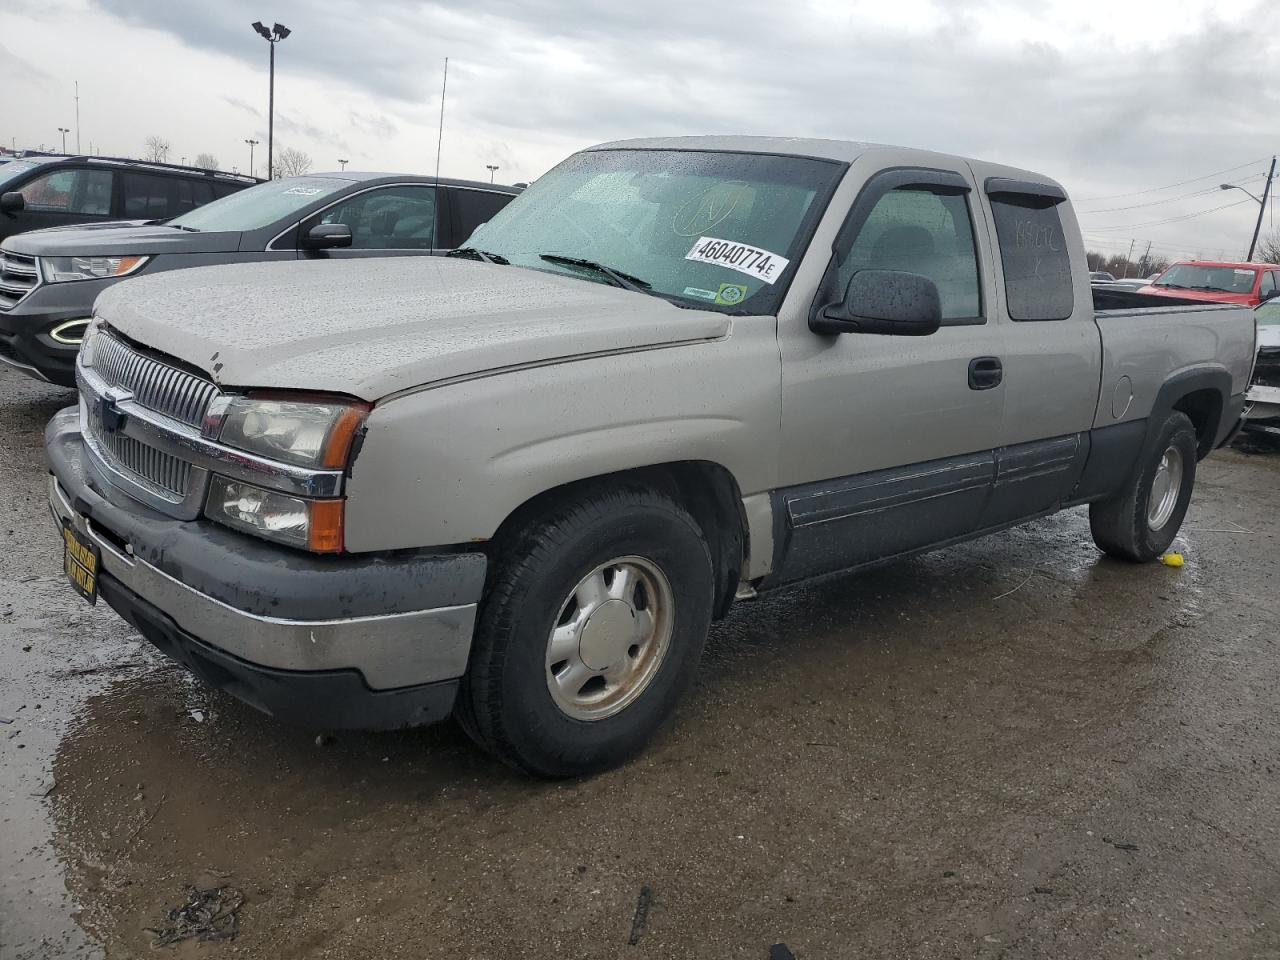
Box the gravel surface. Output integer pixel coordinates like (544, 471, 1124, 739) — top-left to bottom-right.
(1, 365, 1278, 959)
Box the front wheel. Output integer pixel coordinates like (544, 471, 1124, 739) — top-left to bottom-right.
(456, 485, 715, 777)
(1089, 411, 1197, 562)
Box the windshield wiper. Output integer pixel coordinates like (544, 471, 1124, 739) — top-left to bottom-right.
(446, 246, 508, 264)
(538, 254, 651, 293)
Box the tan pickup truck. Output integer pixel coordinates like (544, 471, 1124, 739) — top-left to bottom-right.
(47, 136, 1255, 775)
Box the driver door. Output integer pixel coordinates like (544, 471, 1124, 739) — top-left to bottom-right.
(774, 162, 1005, 582)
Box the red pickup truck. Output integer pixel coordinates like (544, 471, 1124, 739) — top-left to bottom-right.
(1139, 260, 1280, 306)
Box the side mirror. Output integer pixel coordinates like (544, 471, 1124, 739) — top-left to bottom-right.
(0, 192, 25, 215)
(303, 223, 352, 249)
(811, 269, 943, 336)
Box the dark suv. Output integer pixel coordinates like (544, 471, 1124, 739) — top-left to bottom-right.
(0, 155, 257, 244)
(0, 172, 520, 385)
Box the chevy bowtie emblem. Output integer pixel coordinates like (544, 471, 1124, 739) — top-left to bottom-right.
(96, 394, 127, 432)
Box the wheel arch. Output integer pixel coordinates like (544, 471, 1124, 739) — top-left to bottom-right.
(1146, 366, 1232, 460)
(488, 460, 748, 620)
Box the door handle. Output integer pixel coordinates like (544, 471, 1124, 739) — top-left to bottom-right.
(968, 356, 1003, 390)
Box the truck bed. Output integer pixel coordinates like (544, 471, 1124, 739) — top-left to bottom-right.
(1091, 286, 1211, 312)
(1091, 290, 1256, 434)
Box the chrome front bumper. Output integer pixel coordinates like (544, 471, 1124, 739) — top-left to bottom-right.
(47, 410, 482, 691)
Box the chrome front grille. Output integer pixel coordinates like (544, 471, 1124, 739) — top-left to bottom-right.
(83, 407, 192, 501)
(79, 328, 222, 509)
(0, 251, 39, 310)
(92, 330, 220, 428)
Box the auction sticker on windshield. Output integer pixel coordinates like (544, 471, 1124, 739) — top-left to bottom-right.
(685, 237, 790, 284)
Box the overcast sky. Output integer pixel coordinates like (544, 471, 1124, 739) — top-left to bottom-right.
(4, 0, 1278, 262)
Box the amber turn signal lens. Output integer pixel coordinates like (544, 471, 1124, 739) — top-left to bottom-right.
(308, 499, 345, 553)
(320, 405, 370, 469)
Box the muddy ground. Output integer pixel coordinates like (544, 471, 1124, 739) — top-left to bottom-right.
(2, 365, 1278, 959)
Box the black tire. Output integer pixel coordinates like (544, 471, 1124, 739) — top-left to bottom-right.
(456, 484, 715, 777)
(1089, 411, 1197, 562)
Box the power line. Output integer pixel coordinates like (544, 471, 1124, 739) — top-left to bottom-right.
(1081, 175, 1266, 214)
(1082, 236, 1234, 259)
(1075, 158, 1268, 203)
(1083, 197, 1254, 232)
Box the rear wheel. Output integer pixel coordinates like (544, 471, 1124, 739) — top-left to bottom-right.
(457, 484, 714, 777)
(1089, 411, 1197, 562)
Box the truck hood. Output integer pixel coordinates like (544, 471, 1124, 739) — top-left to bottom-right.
(93, 257, 732, 400)
(5, 223, 242, 256)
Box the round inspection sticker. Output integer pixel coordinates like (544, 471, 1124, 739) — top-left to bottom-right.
(715, 283, 747, 305)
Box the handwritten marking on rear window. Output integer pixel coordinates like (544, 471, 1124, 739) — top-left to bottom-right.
(1014, 219, 1061, 253)
(685, 237, 789, 284)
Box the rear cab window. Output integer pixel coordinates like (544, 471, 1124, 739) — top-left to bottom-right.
(985, 178, 1073, 321)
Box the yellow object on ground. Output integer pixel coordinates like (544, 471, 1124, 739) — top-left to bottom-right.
(1160, 552, 1185, 567)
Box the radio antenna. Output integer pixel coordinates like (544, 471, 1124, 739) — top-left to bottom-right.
(434, 57, 448, 184)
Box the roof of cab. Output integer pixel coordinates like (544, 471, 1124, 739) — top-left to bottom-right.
(587, 135, 1065, 193)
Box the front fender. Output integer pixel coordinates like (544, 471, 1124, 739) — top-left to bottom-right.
(342, 321, 780, 552)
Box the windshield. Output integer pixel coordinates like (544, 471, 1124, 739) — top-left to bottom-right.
(467, 148, 843, 312)
(1154, 264, 1258, 294)
(0, 160, 42, 189)
(168, 176, 350, 232)
(1257, 302, 1280, 326)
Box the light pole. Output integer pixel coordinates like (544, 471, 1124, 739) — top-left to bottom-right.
(245, 138, 260, 178)
(57, 127, 70, 153)
(337, 158, 348, 171)
(486, 164, 499, 183)
(1222, 155, 1276, 262)
(251, 20, 291, 179)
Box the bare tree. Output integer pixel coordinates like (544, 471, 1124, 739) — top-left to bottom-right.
(1255, 231, 1280, 265)
(193, 152, 220, 171)
(143, 135, 171, 163)
(273, 147, 312, 179)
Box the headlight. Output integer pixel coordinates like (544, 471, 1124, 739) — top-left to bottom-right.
(215, 394, 369, 469)
(41, 255, 149, 283)
(205, 476, 344, 552)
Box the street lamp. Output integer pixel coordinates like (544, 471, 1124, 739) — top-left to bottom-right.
(337, 158, 348, 171)
(486, 164, 499, 183)
(1221, 156, 1276, 262)
(57, 127, 70, 153)
(250, 20, 291, 179)
(245, 138, 260, 178)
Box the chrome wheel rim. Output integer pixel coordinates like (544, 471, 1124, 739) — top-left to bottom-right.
(1147, 444, 1183, 531)
(545, 556, 674, 721)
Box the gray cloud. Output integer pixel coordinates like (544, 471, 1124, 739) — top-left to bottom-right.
(219, 94, 260, 117)
(75, 0, 1280, 253)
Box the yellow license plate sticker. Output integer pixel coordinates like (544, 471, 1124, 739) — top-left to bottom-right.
(62, 522, 100, 605)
